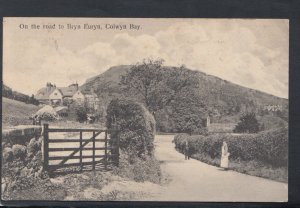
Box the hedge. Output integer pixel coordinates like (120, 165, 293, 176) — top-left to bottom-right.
(173, 127, 288, 167)
(106, 98, 156, 158)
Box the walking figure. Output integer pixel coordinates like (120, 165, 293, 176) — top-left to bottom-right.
(184, 140, 190, 160)
(220, 141, 230, 170)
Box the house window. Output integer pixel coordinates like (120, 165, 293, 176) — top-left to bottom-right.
(54, 93, 57, 95)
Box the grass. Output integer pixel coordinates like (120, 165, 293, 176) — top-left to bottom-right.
(112, 153, 162, 184)
(2, 97, 40, 128)
(2, 174, 66, 200)
(4, 168, 162, 201)
(189, 152, 287, 183)
(2, 97, 105, 129)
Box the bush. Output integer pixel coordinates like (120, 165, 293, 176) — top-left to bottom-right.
(12, 144, 27, 159)
(75, 106, 87, 123)
(4, 176, 66, 200)
(3, 147, 13, 162)
(112, 154, 161, 184)
(27, 138, 41, 156)
(233, 112, 260, 133)
(106, 99, 156, 158)
(33, 105, 59, 121)
(174, 127, 288, 167)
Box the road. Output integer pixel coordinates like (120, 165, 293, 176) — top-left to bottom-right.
(148, 134, 288, 202)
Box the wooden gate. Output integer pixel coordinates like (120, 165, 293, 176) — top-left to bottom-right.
(43, 124, 119, 175)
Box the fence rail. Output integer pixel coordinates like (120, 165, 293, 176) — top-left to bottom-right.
(43, 124, 119, 175)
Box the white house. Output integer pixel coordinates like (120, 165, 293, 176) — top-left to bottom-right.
(72, 90, 85, 103)
(35, 82, 79, 105)
(35, 82, 100, 111)
(49, 88, 63, 105)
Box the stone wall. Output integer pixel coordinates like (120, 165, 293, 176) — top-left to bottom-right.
(2, 125, 44, 195)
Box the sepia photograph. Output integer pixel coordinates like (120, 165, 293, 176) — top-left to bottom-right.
(2, 17, 288, 202)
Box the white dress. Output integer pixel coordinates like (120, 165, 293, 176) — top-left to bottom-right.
(220, 143, 230, 168)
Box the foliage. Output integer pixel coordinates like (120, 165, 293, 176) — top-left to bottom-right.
(167, 89, 208, 134)
(2, 83, 39, 105)
(75, 105, 88, 123)
(233, 112, 260, 133)
(3, 147, 13, 162)
(106, 98, 156, 158)
(120, 59, 198, 112)
(173, 127, 288, 168)
(62, 98, 74, 107)
(4, 176, 66, 200)
(120, 58, 163, 112)
(27, 138, 42, 157)
(33, 105, 59, 121)
(112, 153, 161, 184)
(12, 144, 27, 159)
(191, 153, 287, 182)
(83, 62, 288, 133)
(120, 58, 207, 133)
(258, 114, 288, 131)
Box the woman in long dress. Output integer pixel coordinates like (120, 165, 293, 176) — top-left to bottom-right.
(220, 141, 230, 170)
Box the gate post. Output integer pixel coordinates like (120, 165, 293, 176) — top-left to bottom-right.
(43, 124, 49, 172)
(79, 131, 83, 172)
(92, 131, 96, 170)
(104, 131, 108, 170)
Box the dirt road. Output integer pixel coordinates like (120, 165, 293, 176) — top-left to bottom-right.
(148, 134, 288, 202)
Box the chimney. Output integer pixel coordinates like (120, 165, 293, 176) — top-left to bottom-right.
(46, 82, 51, 92)
(75, 83, 79, 91)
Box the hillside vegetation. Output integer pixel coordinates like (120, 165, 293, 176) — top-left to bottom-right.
(2, 83, 39, 105)
(2, 97, 40, 128)
(81, 62, 288, 132)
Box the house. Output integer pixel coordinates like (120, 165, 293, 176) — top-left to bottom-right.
(49, 88, 63, 105)
(75, 89, 100, 111)
(35, 82, 100, 111)
(263, 104, 283, 112)
(35, 82, 79, 105)
(84, 92, 100, 111)
(72, 90, 85, 103)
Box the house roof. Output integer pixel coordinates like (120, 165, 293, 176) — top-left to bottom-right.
(35, 87, 55, 100)
(35, 85, 78, 100)
(81, 90, 97, 96)
(59, 87, 78, 97)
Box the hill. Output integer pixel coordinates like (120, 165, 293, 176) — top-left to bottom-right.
(81, 65, 288, 132)
(2, 83, 39, 105)
(2, 97, 40, 128)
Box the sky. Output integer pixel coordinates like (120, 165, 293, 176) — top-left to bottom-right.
(3, 18, 289, 98)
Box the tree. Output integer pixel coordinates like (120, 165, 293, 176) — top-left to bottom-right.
(233, 112, 260, 133)
(120, 58, 164, 112)
(75, 106, 87, 123)
(106, 98, 156, 158)
(169, 88, 207, 134)
(120, 58, 198, 114)
(120, 58, 208, 133)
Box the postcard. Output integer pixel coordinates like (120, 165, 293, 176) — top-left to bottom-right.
(2, 17, 288, 202)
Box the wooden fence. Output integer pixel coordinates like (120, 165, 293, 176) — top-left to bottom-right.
(43, 124, 119, 175)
